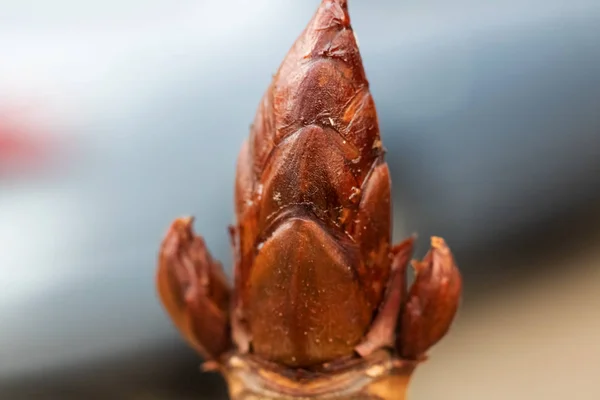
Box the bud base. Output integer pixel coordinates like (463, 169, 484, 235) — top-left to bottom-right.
(221, 350, 417, 400)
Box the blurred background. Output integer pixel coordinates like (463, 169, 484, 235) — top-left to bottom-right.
(1, 0, 599, 399)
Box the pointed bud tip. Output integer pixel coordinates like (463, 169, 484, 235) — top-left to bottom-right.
(392, 236, 416, 256)
(430, 236, 451, 255)
(170, 216, 194, 233)
(162, 217, 192, 244)
(321, 0, 350, 26)
(430, 236, 446, 249)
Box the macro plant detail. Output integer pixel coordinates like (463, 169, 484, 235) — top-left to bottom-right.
(157, 1, 462, 399)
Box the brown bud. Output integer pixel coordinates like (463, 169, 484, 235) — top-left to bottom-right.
(154, 1, 464, 398)
(232, 0, 391, 367)
(157, 217, 232, 360)
(397, 237, 462, 359)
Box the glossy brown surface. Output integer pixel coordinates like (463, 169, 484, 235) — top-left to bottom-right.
(156, 0, 462, 395)
(232, 0, 392, 367)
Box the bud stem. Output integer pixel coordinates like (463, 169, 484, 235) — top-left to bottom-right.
(221, 350, 417, 400)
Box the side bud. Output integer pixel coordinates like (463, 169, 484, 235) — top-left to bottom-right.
(397, 237, 462, 359)
(157, 217, 232, 360)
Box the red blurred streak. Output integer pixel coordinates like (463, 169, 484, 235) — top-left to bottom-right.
(0, 115, 55, 177)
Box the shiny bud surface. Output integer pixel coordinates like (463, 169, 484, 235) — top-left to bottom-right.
(156, 1, 463, 398)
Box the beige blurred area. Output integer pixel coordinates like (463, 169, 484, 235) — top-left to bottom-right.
(411, 214, 600, 400)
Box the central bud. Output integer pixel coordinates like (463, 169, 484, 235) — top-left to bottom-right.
(233, 0, 392, 367)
